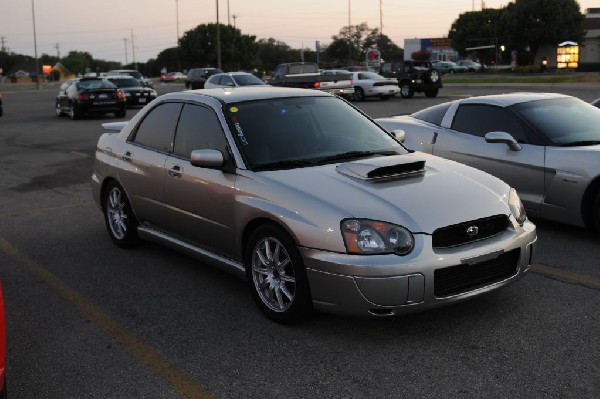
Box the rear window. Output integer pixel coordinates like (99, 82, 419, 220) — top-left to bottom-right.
(411, 102, 452, 126)
(78, 80, 116, 90)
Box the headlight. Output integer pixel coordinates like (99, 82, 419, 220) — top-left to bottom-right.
(341, 219, 414, 255)
(508, 188, 526, 226)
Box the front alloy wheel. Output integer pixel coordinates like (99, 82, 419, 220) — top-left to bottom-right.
(246, 225, 312, 323)
(103, 181, 139, 247)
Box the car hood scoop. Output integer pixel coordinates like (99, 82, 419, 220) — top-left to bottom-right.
(336, 155, 426, 181)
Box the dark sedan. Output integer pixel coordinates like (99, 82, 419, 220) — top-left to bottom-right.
(0, 90, 3, 117)
(56, 77, 126, 120)
(104, 75, 157, 107)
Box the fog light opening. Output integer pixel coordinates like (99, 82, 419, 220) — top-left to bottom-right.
(368, 308, 394, 317)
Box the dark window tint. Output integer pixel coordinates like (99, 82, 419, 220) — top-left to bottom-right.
(220, 76, 234, 86)
(412, 102, 452, 126)
(451, 104, 527, 142)
(133, 103, 182, 151)
(173, 104, 228, 158)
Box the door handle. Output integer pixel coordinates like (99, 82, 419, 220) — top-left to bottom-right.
(122, 151, 132, 162)
(431, 132, 438, 145)
(169, 165, 183, 178)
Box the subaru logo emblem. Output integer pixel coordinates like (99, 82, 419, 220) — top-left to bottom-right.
(466, 226, 479, 236)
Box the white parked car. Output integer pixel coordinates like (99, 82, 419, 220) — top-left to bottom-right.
(349, 71, 400, 101)
(204, 72, 268, 89)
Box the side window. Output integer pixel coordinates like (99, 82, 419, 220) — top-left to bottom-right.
(221, 76, 234, 86)
(172, 104, 228, 159)
(274, 65, 286, 78)
(412, 102, 452, 126)
(132, 103, 182, 151)
(451, 104, 528, 142)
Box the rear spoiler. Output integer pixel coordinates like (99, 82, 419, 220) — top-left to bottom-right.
(101, 121, 128, 132)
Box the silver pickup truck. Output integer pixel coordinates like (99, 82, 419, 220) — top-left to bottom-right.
(268, 62, 354, 99)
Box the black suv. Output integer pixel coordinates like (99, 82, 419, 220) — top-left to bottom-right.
(380, 61, 442, 98)
(185, 67, 224, 89)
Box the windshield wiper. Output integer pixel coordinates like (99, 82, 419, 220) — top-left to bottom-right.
(560, 140, 600, 147)
(312, 150, 398, 164)
(252, 159, 316, 171)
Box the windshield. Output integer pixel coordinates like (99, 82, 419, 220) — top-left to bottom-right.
(512, 97, 600, 145)
(234, 74, 266, 86)
(225, 96, 406, 170)
(108, 77, 140, 88)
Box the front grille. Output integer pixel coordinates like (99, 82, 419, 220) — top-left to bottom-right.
(434, 248, 520, 297)
(432, 215, 509, 248)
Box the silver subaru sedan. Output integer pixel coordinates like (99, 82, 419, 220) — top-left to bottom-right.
(91, 87, 536, 323)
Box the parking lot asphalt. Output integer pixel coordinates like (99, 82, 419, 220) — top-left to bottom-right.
(0, 82, 598, 398)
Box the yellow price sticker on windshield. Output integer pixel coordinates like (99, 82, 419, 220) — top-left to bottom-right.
(230, 106, 239, 113)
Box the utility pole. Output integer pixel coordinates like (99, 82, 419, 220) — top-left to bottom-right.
(131, 29, 136, 69)
(216, 0, 221, 69)
(32, 0, 40, 89)
(123, 38, 129, 65)
(232, 14, 237, 28)
(0, 36, 6, 52)
(379, 0, 383, 36)
(175, 0, 180, 43)
(348, 0, 352, 65)
(227, 0, 230, 26)
(55, 43, 60, 60)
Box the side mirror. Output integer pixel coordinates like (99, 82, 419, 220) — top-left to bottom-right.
(392, 129, 406, 143)
(190, 149, 224, 168)
(484, 131, 522, 151)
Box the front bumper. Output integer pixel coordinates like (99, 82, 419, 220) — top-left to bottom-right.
(301, 219, 536, 317)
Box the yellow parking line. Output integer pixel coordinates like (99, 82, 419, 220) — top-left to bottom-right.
(532, 263, 600, 287)
(0, 234, 213, 399)
(0, 202, 95, 218)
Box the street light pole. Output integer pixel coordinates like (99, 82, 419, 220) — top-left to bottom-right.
(31, 0, 40, 89)
(175, 0, 180, 43)
(216, 0, 221, 69)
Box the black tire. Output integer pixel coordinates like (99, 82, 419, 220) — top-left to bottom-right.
(425, 88, 439, 98)
(354, 87, 365, 102)
(115, 106, 126, 118)
(69, 102, 81, 120)
(245, 224, 312, 324)
(399, 82, 414, 99)
(592, 192, 600, 232)
(102, 181, 139, 248)
(55, 100, 64, 116)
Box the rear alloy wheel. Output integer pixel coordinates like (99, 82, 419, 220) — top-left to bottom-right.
(399, 82, 414, 99)
(246, 225, 312, 323)
(103, 181, 139, 248)
(55, 100, 64, 116)
(69, 102, 81, 120)
(354, 87, 365, 101)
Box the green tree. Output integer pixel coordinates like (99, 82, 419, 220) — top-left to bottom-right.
(326, 22, 372, 64)
(449, 8, 503, 62)
(503, 0, 584, 59)
(155, 47, 181, 73)
(61, 51, 93, 75)
(178, 23, 259, 71)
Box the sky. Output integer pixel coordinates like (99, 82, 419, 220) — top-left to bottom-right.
(0, 0, 597, 65)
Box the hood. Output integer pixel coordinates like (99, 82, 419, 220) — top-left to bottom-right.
(258, 152, 510, 234)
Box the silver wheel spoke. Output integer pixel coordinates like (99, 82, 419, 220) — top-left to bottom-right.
(280, 284, 294, 302)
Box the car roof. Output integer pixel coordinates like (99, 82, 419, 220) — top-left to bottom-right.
(165, 86, 331, 104)
(459, 92, 571, 107)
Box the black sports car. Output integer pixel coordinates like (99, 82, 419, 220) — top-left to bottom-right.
(55, 77, 126, 120)
(104, 75, 157, 107)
